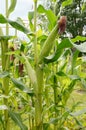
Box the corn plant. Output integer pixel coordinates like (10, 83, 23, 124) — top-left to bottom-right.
(0, 0, 17, 130)
(0, 0, 86, 130)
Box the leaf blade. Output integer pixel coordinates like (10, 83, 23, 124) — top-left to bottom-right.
(9, 111, 28, 130)
(8, 0, 17, 16)
(11, 78, 34, 96)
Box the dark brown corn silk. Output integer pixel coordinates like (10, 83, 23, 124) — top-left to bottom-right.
(58, 16, 67, 34)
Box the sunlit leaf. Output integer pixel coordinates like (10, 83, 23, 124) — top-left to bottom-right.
(6, 50, 20, 56)
(37, 35, 47, 42)
(9, 111, 28, 130)
(72, 36, 86, 43)
(37, 5, 45, 13)
(0, 14, 29, 34)
(62, 0, 73, 7)
(36, 29, 42, 37)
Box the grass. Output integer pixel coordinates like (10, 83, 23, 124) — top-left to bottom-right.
(67, 87, 86, 109)
(66, 86, 86, 129)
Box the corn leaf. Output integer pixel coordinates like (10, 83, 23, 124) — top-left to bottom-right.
(8, 0, 17, 16)
(62, 0, 73, 7)
(9, 111, 28, 130)
(0, 71, 9, 78)
(72, 36, 86, 42)
(0, 14, 7, 23)
(8, 19, 29, 34)
(37, 5, 57, 30)
(11, 78, 34, 96)
(0, 14, 29, 34)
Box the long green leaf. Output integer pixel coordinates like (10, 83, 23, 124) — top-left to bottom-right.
(58, 38, 73, 51)
(11, 78, 34, 96)
(44, 38, 73, 63)
(0, 14, 29, 34)
(57, 38, 86, 53)
(21, 53, 37, 86)
(8, 0, 17, 16)
(40, 37, 86, 63)
(37, 5, 56, 30)
(8, 19, 29, 34)
(56, 38, 86, 53)
(9, 111, 28, 130)
(72, 36, 86, 43)
(44, 50, 62, 63)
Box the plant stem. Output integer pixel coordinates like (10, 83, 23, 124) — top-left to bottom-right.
(53, 67, 58, 130)
(53, 63, 60, 130)
(1, 39, 10, 130)
(34, 0, 38, 65)
(33, 0, 43, 129)
(1, 1, 10, 129)
(6, 0, 9, 35)
(35, 66, 43, 130)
